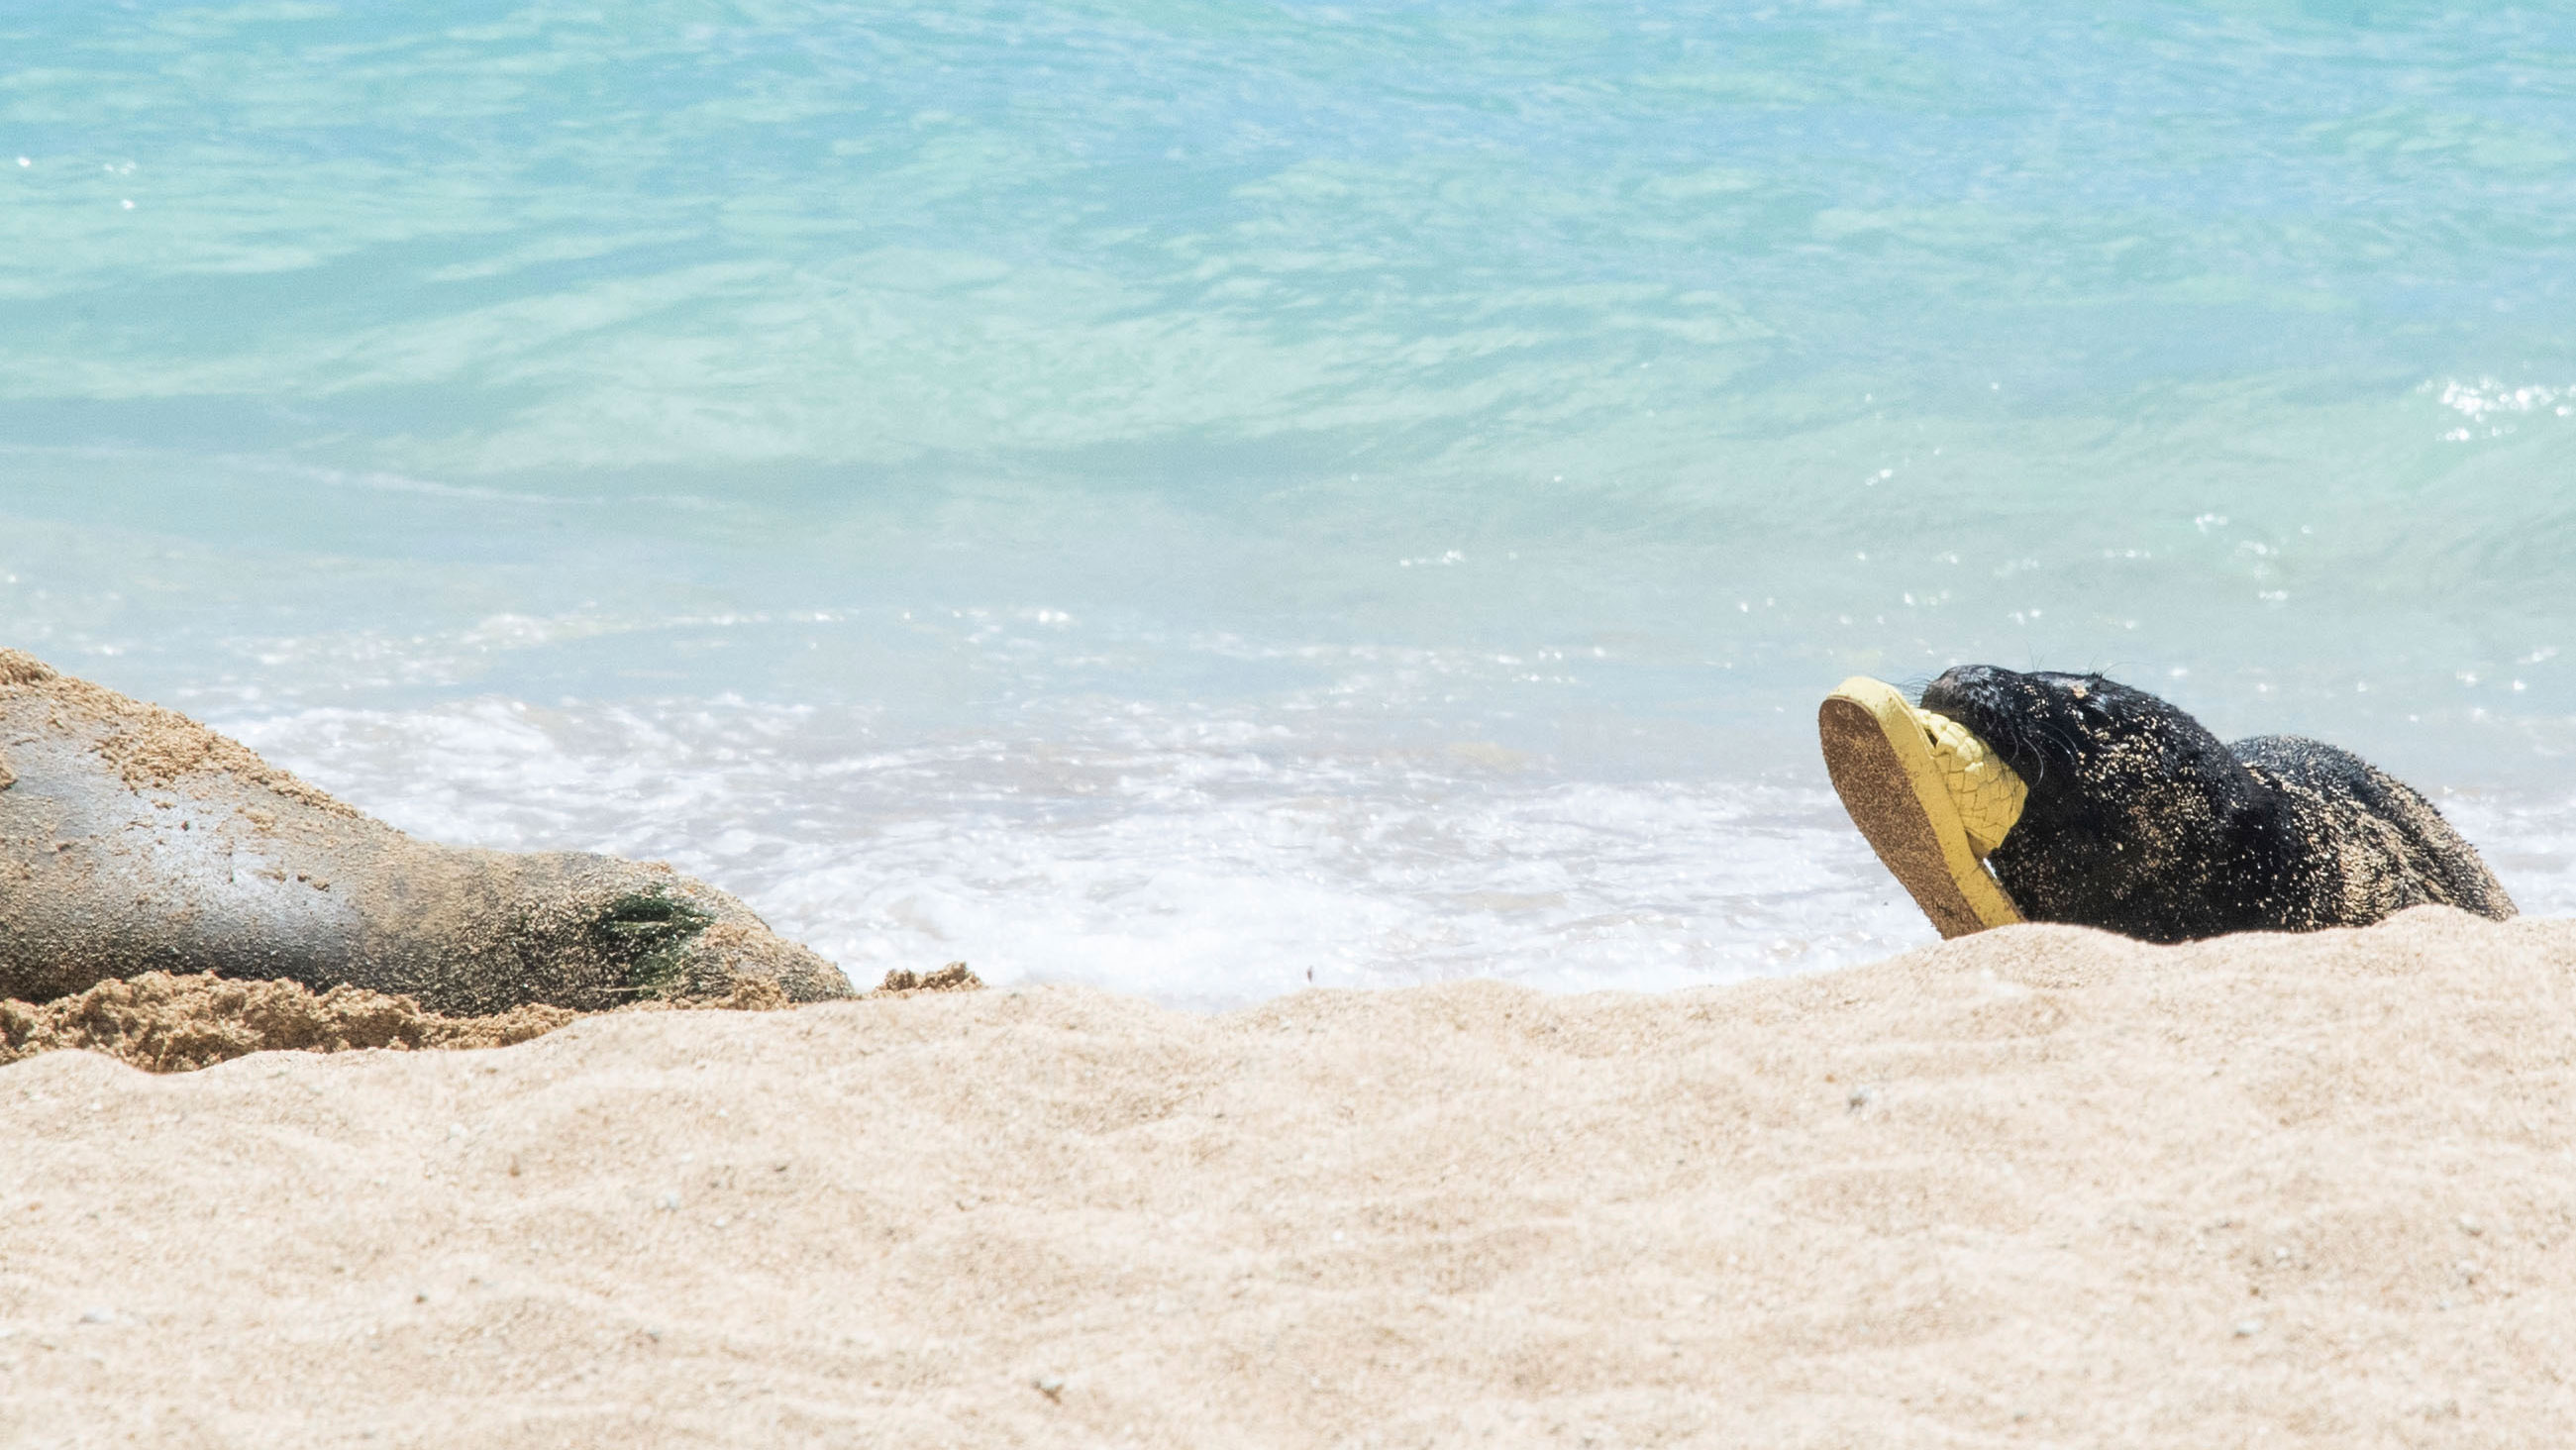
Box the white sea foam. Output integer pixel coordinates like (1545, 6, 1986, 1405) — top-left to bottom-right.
(214, 687, 2576, 1009)
(2431, 794, 2576, 923)
(225, 698, 1934, 1009)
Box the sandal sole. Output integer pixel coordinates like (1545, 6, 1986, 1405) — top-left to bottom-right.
(1818, 676, 2023, 939)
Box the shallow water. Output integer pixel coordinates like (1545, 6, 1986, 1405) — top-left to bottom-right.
(6, 3, 2575, 1004)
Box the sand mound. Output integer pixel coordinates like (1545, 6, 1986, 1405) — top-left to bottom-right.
(877, 961, 984, 995)
(0, 972, 577, 1073)
(0, 969, 819, 1075)
(7, 907, 2576, 1445)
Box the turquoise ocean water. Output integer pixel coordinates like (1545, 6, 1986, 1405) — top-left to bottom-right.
(6, 3, 2574, 1004)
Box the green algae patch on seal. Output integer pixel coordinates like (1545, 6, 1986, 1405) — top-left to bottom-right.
(590, 890, 720, 997)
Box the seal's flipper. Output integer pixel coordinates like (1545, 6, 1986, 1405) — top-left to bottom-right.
(1819, 675, 2023, 939)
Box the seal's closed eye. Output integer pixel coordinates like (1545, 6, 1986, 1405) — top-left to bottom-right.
(594, 891, 715, 943)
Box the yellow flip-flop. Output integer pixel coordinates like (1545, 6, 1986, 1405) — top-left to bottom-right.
(1818, 675, 2026, 938)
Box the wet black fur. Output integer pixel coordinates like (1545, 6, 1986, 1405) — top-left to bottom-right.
(1916, 665, 2516, 943)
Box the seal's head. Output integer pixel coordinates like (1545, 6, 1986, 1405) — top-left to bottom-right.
(519, 856, 852, 1006)
(1915, 665, 2267, 941)
(368, 850, 853, 1013)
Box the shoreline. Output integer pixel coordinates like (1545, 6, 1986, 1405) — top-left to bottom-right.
(8, 906, 2573, 1444)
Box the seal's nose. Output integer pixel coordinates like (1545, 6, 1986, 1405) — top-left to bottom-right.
(1926, 664, 2004, 696)
(1919, 664, 2006, 715)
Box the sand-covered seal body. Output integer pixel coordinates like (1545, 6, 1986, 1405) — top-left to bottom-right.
(0, 651, 851, 1013)
(1916, 665, 2514, 942)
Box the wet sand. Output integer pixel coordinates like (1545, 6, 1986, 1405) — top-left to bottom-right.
(7, 905, 2575, 1446)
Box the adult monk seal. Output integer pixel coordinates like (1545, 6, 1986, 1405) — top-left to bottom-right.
(0, 650, 852, 1013)
(1895, 664, 2515, 942)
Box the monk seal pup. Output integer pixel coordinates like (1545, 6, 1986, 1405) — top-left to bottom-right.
(1912, 664, 2515, 942)
(0, 650, 852, 1013)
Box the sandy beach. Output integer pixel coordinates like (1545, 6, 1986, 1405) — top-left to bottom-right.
(7, 905, 2575, 1446)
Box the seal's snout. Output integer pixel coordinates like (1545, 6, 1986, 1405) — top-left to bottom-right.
(1917, 663, 2011, 717)
(510, 855, 855, 1007)
(1917, 665, 2034, 766)
(1922, 663, 2006, 694)
(1918, 665, 2126, 790)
